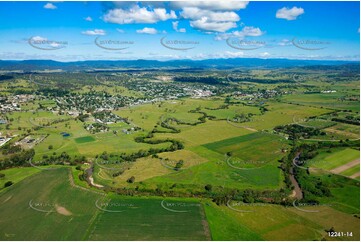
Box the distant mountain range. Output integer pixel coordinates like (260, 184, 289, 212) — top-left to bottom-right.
(0, 58, 359, 72)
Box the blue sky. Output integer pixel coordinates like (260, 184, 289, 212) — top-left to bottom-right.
(0, 1, 359, 61)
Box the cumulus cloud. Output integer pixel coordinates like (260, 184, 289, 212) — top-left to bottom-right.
(276, 7, 304, 20)
(136, 27, 158, 34)
(190, 18, 237, 32)
(101, 2, 247, 33)
(84, 16, 93, 22)
(181, 7, 240, 22)
(172, 21, 186, 33)
(81, 29, 106, 36)
(171, 1, 249, 11)
(178, 3, 245, 32)
(44, 3, 57, 10)
(103, 5, 176, 24)
(215, 26, 264, 40)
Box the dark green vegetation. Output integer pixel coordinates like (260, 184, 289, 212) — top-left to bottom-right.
(75, 136, 96, 144)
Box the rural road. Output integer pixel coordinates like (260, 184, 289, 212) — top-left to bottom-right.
(350, 172, 360, 179)
(330, 159, 360, 174)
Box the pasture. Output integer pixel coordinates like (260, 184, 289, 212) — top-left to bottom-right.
(86, 195, 210, 240)
(306, 148, 359, 171)
(204, 201, 360, 241)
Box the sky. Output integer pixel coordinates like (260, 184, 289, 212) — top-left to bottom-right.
(0, 1, 359, 61)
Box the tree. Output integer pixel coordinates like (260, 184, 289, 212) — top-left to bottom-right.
(4, 181, 13, 188)
(48, 145, 53, 150)
(175, 160, 184, 171)
(205, 184, 212, 191)
(127, 176, 135, 183)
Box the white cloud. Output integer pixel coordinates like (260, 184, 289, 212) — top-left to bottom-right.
(136, 27, 158, 34)
(103, 5, 176, 24)
(259, 52, 270, 58)
(172, 21, 186, 33)
(84, 16, 93, 22)
(181, 7, 240, 22)
(44, 3, 57, 10)
(215, 26, 264, 40)
(179, 5, 243, 32)
(31, 36, 47, 41)
(278, 39, 292, 46)
(81, 29, 106, 36)
(223, 51, 245, 58)
(276, 7, 304, 20)
(171, 1, 249, 11)
(116, 28, 125, 33)
(191, 18, 237, 32)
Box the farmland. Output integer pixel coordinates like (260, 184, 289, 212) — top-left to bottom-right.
(0, 61, 359, 240)
(0, 168, 210, 240)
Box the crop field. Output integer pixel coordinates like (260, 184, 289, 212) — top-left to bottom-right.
(145, 155, 283, 190)
(86, 195, 210, 240)
(323, 123, 360, 139)
(0, 167, 41, 190)
(0, 168, 102, 240)
(204, 201, 360, 241)
(281, 93, 360, 112)
(340, 165, 360, 177)
(0, 168, 210, 241)
(306, 148, 359, 171)
(203, 132, 288, 165)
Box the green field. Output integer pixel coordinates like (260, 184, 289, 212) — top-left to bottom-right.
(340, 164, 360, 177)
(307, 148, 359, 171)
(0, 168, 101, 240)
(0, 168, 210, 240)
(75, 136, 96, 143)
(204, 201, 360, 241)
(0, 65, 359, 241)
(203, 132, 288, 166)
(0, 167, 41, 191)
(86, 195, 209, 240)
(282, 93, 360, 112)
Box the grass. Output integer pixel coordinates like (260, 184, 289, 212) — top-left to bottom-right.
(340, 165, 360, 177)
(290, 206, 360, 240)
(154, 119, 255, 147)
(0, 168, 102, 240)
(307, 148, 359, 171)
(0, 167, 210, 240)
(312, 170, 360, 215)
(203, 132, 288, 166)
(145, 149, 283, 190)
(0, 167, 41, 191)
(204, 201, 360, 241)
(324, 123, 360, 140)
(282, 92, 360, 112)
(86, 195, 210, 240)
(74, 136, 96, 144)
(203, 201, 262, 240)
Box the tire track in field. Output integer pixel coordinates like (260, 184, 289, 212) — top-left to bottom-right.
(330, 159, 360, 174)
